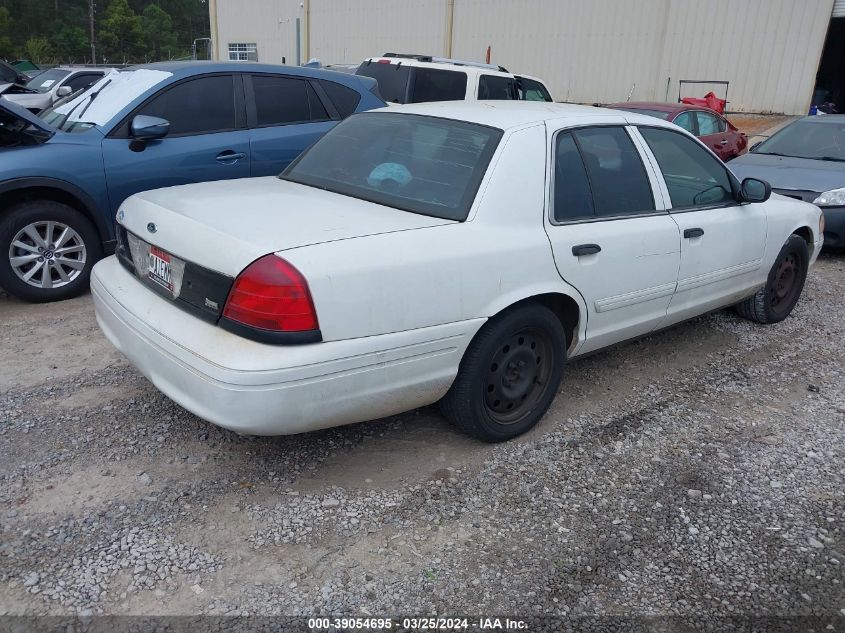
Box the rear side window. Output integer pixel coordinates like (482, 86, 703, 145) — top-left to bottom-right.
(410, 68, 467, 103)
(355, 62, 410, 103)
(283, 112, 502, 221)
(136, 75, 235, 136)
(517, 77, 552, 102)
(553, 133, 594, 221)
(251, 75, 328, 126)
(318, 80, 361, 118)
(695, 111, 726, 135)
(478, 75, 515, 100)
(639, 126, 734, 208)
(571, 127, 655, 217)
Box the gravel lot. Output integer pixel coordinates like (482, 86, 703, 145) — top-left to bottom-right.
(0, 253, 843, 626)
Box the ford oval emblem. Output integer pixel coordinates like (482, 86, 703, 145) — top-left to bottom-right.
(146, 222, 157, 234)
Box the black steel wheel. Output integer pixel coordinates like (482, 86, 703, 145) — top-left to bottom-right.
(440, 303, 567, 442)
(735, 234, 809, 324)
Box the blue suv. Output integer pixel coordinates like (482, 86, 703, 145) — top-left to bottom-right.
(0, 62, 384, 302)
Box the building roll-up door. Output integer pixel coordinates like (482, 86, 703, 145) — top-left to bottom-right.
(834, 0, 845, 18)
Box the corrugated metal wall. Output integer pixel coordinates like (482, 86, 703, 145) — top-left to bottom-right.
(213, 0, 836, 114)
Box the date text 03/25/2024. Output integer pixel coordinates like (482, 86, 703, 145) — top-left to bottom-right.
(308, 617, 528, 630)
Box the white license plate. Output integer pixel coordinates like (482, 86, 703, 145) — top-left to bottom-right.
(126, 233, 185, 298)
(148, 246, 174, 292)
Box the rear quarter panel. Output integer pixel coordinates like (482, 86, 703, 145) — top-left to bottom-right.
(281, 123, 588, 344)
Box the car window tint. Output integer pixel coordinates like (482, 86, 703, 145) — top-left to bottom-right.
(672, 111, 695, 133)
(639, 126, 735, 208)
(478, 75, 515, 100)
(696, 111, 725, 135)
(553, 133, 594, 221)
(318, 79, 361, 118)
(410, 68, 467, 103)
(65, 73, 102, 93)
(572, 127, 655, 217)
(355, 62, 410, 103)
(517, 77, 552, 102)
(252, 75, 327, 126)
(137, 75, 235, 136)
(283, 112, 501, 221)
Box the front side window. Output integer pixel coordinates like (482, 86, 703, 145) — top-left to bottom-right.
(251, 75, 328, 126)
(639, 126, 735, 208)
(228, 43, 258, 62)
(571, 127, 655, 217)
(282, 112, 502, 221)
(696, 111, 725, 135)
(65, 73, 103, 93)
(672, 111, 696, 134)
(517, 77, 553, 102)
(136, 75, 235, 136)
(410, 68, 467, 103)
(478, 75, 515, 100)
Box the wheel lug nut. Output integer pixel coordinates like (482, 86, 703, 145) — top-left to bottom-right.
(37, 247, 44, 252)
(37, 256, 44, 262)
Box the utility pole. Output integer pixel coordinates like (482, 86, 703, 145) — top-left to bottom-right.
(88, 0, 96, 66)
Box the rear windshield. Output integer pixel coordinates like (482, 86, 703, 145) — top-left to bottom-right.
(612, 107, 671, 120)
(356, 61, 410, 104)
(281, 112, 503, 221)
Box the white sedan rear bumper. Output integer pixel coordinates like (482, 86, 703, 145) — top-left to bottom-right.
(91, 256, 482, 435)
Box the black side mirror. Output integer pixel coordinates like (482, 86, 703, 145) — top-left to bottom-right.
(741, 177, 771, 203)
(130, 115, 170, 141)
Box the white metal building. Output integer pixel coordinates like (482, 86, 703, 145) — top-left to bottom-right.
(208, 0, 844, 115)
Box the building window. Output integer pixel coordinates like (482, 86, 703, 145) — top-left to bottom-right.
(228, 43, 258, 62)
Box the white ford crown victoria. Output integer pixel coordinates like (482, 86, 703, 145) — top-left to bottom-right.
(91, 101, 823, 442)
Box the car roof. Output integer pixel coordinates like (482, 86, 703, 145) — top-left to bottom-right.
(374, 100, 650, 130)
(124, 60, 370, 87)
(606, 101, 718, 115)
(792, 114, 845, 124)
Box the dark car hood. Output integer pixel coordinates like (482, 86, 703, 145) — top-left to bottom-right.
(0, 96, 56, 135)
(729, 152, 845, 193)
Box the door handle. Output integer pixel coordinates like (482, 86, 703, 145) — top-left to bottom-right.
(215, 151, 246, 163)
(572, 243, 601, 256)
(719, 139, 728, 145)
(684, 228, 704, 238)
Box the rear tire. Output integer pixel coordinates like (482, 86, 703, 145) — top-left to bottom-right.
(0, 201, 102, 303)
(440, 304, 567, 442)
(735, 234, 809, 324)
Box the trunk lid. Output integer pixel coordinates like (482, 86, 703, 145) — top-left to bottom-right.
(119, 176, 454, 276)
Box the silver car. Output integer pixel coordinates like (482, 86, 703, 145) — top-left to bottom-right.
(3, 67, 111, 112)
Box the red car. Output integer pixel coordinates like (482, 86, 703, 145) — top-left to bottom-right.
(607, 101, 748, 162)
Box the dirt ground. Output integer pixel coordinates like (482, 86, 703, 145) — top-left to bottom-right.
(0, 252, 843, 625)
(727, 113, 795, 138)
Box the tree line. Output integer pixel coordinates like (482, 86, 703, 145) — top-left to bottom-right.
(0, 0, 210, 65)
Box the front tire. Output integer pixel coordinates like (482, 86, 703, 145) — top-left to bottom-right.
(440, 304, 567, 442)
(0, 201, 102, 303)
(735, 234, 809, 324)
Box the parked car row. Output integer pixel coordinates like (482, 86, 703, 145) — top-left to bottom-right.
(0, 62, 384, 302)
(0, 56, 833, 444)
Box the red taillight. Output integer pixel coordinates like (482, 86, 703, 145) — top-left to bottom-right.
(222, 255, 318, 332)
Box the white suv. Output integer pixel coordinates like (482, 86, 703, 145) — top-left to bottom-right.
(355, 53, 553, 104)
